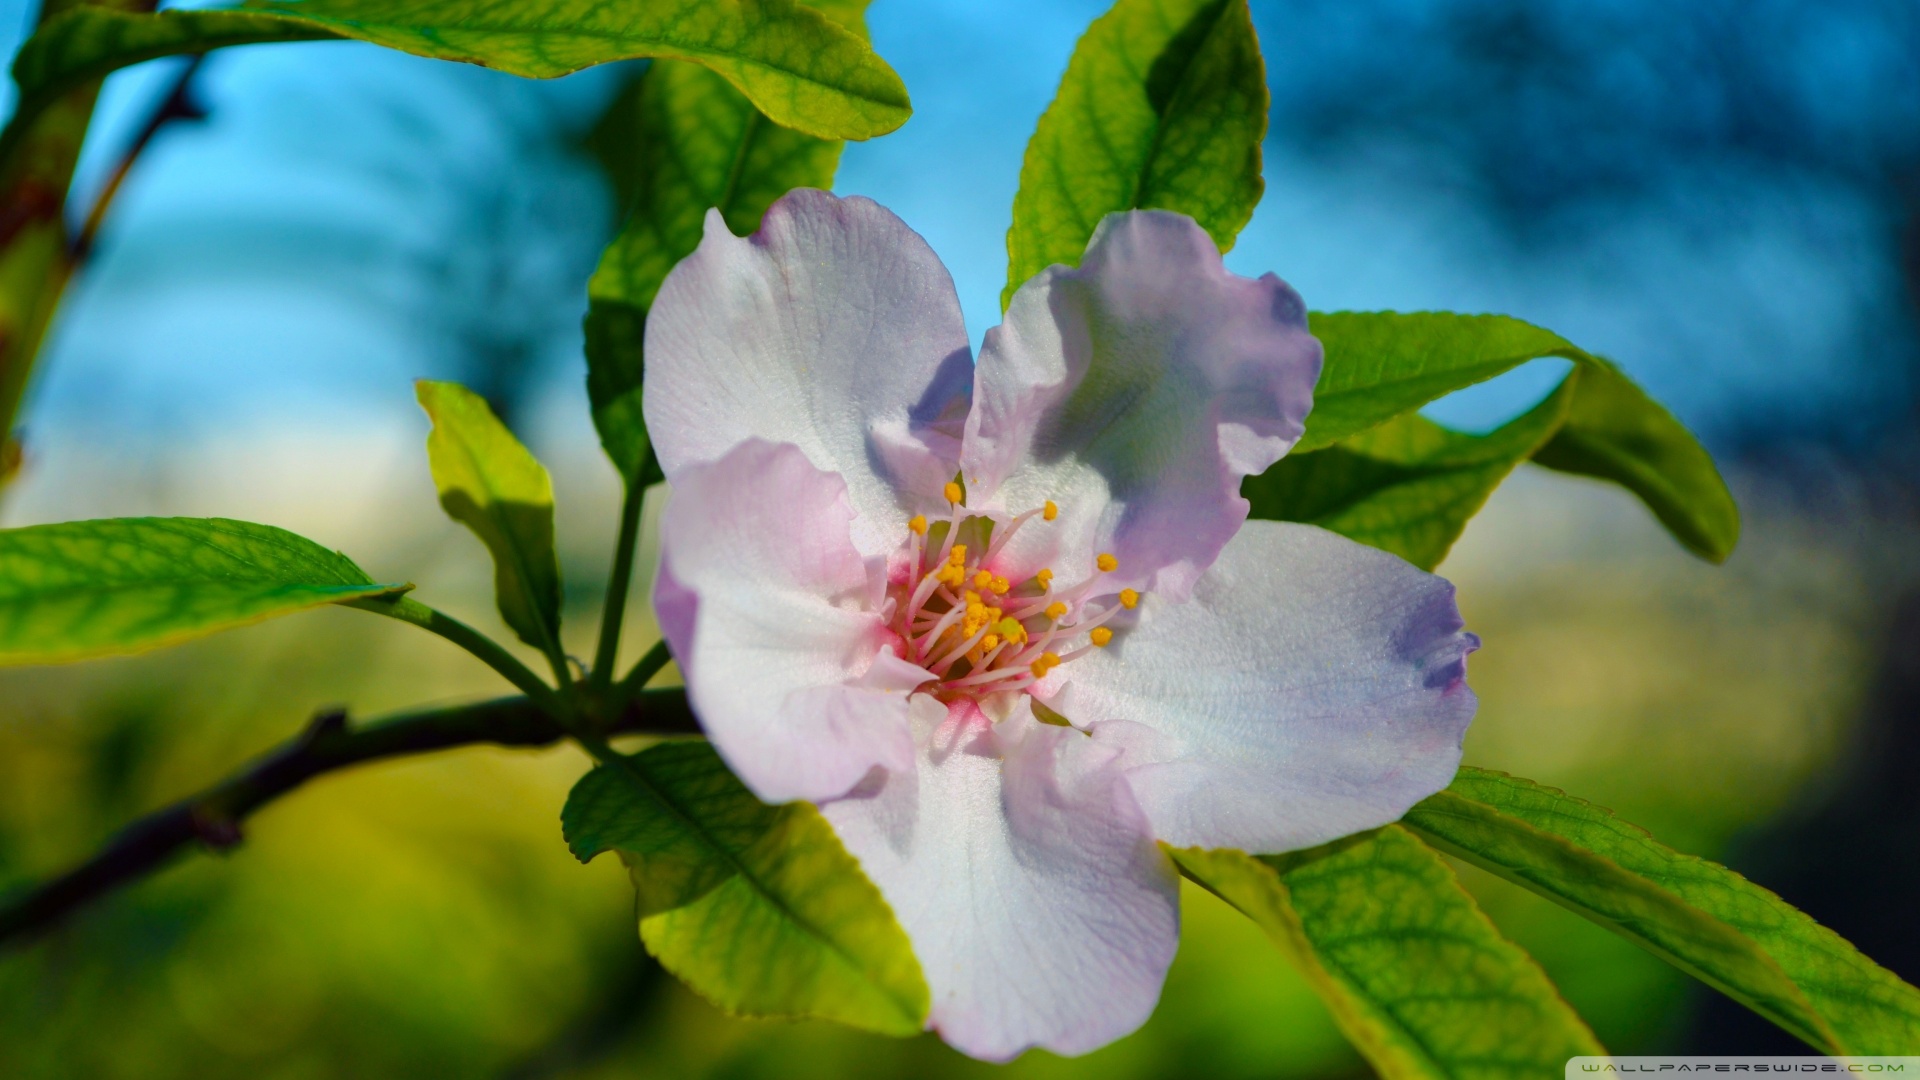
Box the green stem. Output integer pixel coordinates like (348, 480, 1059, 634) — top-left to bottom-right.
(590, 458, 653, 695)
(617, 637, 674, 699)
(350, 595, 562, 714)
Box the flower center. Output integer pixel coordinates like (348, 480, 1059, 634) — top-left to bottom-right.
(888, 487, 1140, 702)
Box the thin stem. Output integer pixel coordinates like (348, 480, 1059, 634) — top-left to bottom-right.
(350, 595, 560, 713)
(590, 450, 658, 694)
(616, 638, 673, 699)
(0, 689, 700, 949)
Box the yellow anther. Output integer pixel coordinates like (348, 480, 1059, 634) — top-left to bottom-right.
(989, 575, 1010, 595)
(972, 569, 994, 589)
(948, 545, 967, 566)
(981, 633, 1000, 651)
(1025, 651, 1062, 679)
(1035, 568, 1053, 590)
(1043, 500, 1059, 522)
(944, 481, 964, 505)
(936, 564, 964, 588)
(1096, 553, 1119, 573)
(1045, 601, 1068, 621)
(1089, 627, 1113, 647)
(1119, 588, 1139, 609)
(993, 617, 1027, 645)
(908, 515, 927, 536)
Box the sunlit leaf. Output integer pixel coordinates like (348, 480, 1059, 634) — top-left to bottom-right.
(1407, 769, 1920, 1054)
(584, 0, 868, 482)
(562, 742, 929, 1035)
(1004, 0, 1266, 306)
(1245, 379, 1573, 571)
(1274, 312, 1739, 563)
(0, 516, 407, 665)
(7, 0, 909, 151)
(415, 380, 562, 654)
(1174, 831, 1603, 1078)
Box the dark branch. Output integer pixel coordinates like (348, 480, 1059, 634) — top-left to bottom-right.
(70, 53, 208, 264)
(0, 688, 699, 949)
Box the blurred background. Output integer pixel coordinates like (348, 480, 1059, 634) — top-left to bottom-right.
(2, 0, 1918, 1075)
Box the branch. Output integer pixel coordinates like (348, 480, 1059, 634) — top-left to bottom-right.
(0, 688, 699, 949)
(70, 53, 207, 265)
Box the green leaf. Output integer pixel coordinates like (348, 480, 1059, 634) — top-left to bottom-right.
(1275, 312, 1739, 563)
(415, 380, 562, 655)
(1004, 0, 1267, 306)
(6, 0, 909, 156)
(0, 516, 408, 665)
(1406, 769, 1920, 1054)
(1298, 312, 1594, 453)
(1244, 378, 1573, 571)
(1174, 830, 1603, 1078)
(584, 1, 866, 482)
(1530, 359, 1741, 563)
(562, 742, 929, 1035)
(564, 740, 780, 917)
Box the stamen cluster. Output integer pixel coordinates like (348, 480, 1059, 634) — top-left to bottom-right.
(890, 491, 1141, 702)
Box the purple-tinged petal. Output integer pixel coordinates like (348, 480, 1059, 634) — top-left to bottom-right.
(1063, 521, 1478, 853)
(655, 439, 928, 804)
(821, 698, 1179, 1061)
(961, 211, 1320, 599)
(645, 189, 973, 557)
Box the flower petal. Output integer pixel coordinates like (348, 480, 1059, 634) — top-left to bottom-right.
(1062, 520, 1478, 853)
(821, 698, 1179, 1061)
(644, 189, 974, 557)
(656, 439, 927, 804)
(962, 211, 1320, 599)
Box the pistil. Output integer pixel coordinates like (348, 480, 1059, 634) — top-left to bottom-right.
(891, 495, 1139, 706)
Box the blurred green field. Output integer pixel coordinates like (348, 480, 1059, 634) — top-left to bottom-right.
(0, 433, 1907, 1078)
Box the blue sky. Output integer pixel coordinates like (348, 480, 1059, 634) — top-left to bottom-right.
(2, 0, 1912, 456)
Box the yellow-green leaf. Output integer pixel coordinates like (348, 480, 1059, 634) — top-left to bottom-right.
(1004, 0, 1266, 306)
(1277, 312, 1739, 563)
(1245, 377, 1573, 570)
(564, 740, 780, 918)
(1406, 769, 1920, 1054)
(7, 0, 909, 153)
(1530, 359, 1741, 563)
(1173, 830, 1604, 1079)
(584, 51, 849, 482)
(562, 743, 929, 1035)
(1298, 312, 1595, 453)
(0, 516, 407, 665)
(415, 380, 562, 655)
